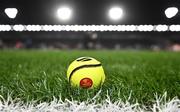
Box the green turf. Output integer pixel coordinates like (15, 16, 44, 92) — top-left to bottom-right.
(0, 50, 179, 104)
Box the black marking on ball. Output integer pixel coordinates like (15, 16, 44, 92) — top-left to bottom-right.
(69, 64, 101, 82)
(76, 57, 92, 62)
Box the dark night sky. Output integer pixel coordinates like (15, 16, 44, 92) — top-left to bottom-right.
(0, 0, 180, 25)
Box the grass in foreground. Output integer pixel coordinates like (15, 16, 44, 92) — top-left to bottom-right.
(0, 92, 179, 111)
(0, 50, 179, 104)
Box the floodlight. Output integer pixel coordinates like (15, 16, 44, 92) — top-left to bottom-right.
(26, 25, 41, 31)
(5, 8, 18, 19)
(169, 25, 180, 31)
(13, 25, 24, 31)
(165, 7, 178, 18)
(156, 25, 168, 32)
(57, 6, 72, 21)
(108, 7, 123, 21)
(0, 25, 11, 31)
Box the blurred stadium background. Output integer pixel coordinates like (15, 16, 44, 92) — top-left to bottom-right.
(0, 0, 180, 51)
(0, 0, 180, 111)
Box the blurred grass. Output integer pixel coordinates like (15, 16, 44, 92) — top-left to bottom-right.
(0, 50, 179, 104)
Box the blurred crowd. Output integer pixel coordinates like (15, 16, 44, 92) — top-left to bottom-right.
(0, 38, 180, 52)
(0, 31, 180, 51)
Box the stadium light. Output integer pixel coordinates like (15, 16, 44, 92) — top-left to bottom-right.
(165, 7, 178, 18)
(156, 25, 168, 32)
(57, 6, 72, 21)
(2, 24, 180, 32)
(26, 25, 41, 31)
(125, 25, 136, 31)
(108, 7, 123, 21)
(53, 25, 62, 31)
(137, 25, 154, 32)
(4, 8, 18, 19)
(13, 25, 24, 31)
(169, 25, 180, 31)
(42, 25, 53, 31)
(0, 25, 11, 31)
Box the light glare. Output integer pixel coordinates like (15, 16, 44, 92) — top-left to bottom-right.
(108, 7, 123, 21)
(57, 7, 72, 21)
(26, 25, 41, 31)
(156, 25, 168, 32)
(4, 8, 18, 19)
(169, 25, 180, 31)
(0, 25, 11, 31)
(165, 7, 178, 18)
(13, 25, 24, 31)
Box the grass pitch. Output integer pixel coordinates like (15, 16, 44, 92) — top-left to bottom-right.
(0, 50, 179, 105)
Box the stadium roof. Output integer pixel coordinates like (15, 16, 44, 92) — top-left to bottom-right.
(0, 0, 180, 25)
